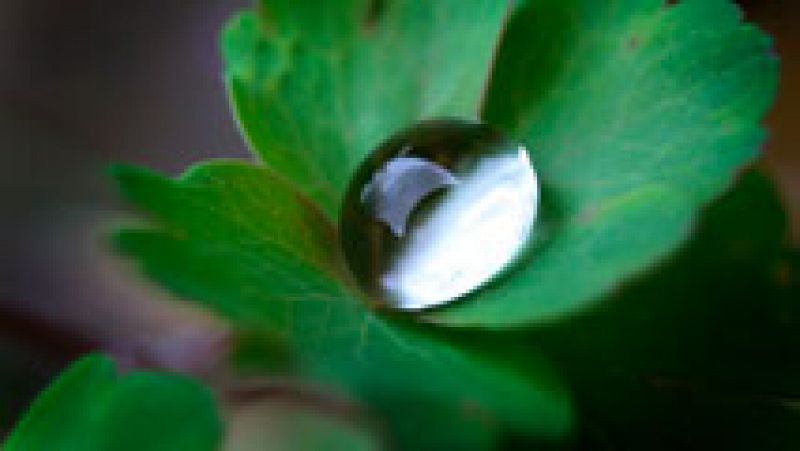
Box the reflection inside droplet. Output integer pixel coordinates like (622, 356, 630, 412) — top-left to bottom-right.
(360, 156, 459, 237)
(340, 119, 539, 310)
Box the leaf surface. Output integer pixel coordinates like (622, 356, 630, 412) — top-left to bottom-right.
(222, 0, 511, 217)
(3, 354, 220, 451)
(431, 0, 779, 326)
(112, 161, 573, 449)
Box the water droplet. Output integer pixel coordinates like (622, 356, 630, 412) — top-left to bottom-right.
(340, 119, 539, 311)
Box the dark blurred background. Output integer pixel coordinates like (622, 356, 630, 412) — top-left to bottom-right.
(0, 0, 797, 440)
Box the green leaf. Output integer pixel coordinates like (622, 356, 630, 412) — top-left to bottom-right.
(3, 354, 221, 451)
(221, 0, 511, 217)
(112, 161, 573, 449)
(107, 0, 784, 448)
(110, 161, 344, 330)
(430, 0, 779, 326)
(529, 171, 800, 449)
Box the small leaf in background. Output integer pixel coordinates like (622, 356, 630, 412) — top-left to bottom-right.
(112, 161, 573, 449)
(222, 0, 511, 217)
(3, 354, 221, 451)
(432, 0, 780, 327)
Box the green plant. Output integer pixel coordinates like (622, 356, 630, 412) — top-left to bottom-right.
(7, 1, 797, 449)
(3, 355, 220, 451)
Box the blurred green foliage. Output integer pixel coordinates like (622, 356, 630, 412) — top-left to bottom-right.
(530, 172, 800, 449)
(3, 355, 220, 451)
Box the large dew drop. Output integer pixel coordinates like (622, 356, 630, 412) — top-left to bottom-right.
(340, 119, 539, 311)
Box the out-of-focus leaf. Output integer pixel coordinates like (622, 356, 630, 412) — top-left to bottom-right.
(529, 172, 800, 449)
(3, 354, 221, 451)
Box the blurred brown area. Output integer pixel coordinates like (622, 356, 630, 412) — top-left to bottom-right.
(748, 0, 800, 244)
(0, 0, 797, 442)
